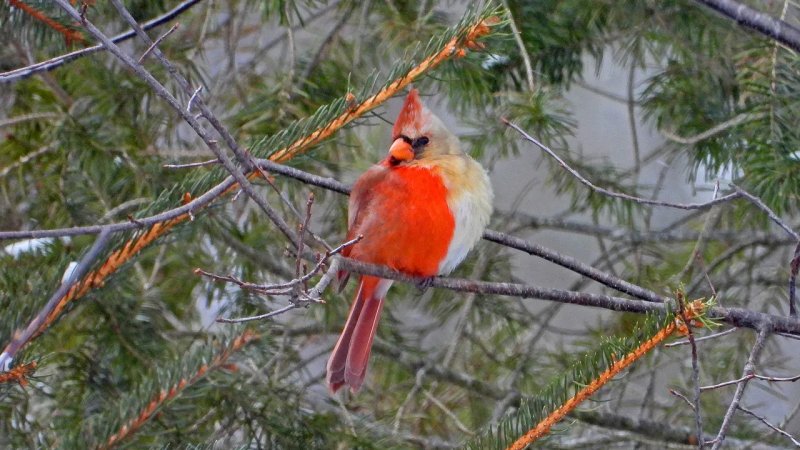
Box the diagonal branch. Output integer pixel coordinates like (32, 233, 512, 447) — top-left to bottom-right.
(98, 330, 259, 450)
(692, 0, 800, 53)
(0, 0, 202, 84)
(0, 229, 112, 371)
(503, 119, 743, 210)
(506, 301, 706, 450)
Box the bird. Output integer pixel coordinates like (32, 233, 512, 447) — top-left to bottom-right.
(326, 88, 493, 394)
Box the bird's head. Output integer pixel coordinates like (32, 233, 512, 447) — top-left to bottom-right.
(386, 88, 460, 166)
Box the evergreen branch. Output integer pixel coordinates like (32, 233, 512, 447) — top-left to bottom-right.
(0, 361, 36, 385)
(7, 0, 85, 46)
(268, 15, 501, 162)
(0, 0, 202, 84)
(0, 6, 502, 375)
(494, 301, 705, 450)
(693, 0, 800, 52)
(98, 330, 259, 450)
(0, 218, 184, 374)
(1, 229, 112, 372)
(372, 338, 751, 447)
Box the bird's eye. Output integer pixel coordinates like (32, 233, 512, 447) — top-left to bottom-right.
(412, 136, 429, 148)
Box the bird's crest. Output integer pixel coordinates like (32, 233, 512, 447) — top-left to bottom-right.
(392, 88, 427, 139)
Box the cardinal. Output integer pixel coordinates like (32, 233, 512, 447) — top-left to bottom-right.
(326, 89, 493, 393)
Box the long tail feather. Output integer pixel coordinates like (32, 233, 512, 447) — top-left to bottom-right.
(326, 276, 391, 393)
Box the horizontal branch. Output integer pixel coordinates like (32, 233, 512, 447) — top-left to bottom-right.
(335, 257, 800, 335)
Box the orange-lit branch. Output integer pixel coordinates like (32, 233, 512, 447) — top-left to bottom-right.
(269, 18, 497, 163)
(0, 15, 499, 379)
(40, 216, 187, 338)
(8, 0, 86, 46)
(0, 361, 37, 386)
(507, 301, 705, 450)
(99, 330, 258, 450)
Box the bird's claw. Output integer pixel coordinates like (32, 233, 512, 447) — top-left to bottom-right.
(415, 276, 435, 293)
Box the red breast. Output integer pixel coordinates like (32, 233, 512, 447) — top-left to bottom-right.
(343, 163, 455, 277)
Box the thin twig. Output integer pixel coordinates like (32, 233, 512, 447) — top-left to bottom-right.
(737, 405, 800, 447)
(661, 112, 766, 145)
(0, 112, 60, 128)
(678, 291, 705, 449)
(0, 145, 56, 179)
(731, 184, 800, 241)
(186, 85, 203, 112)
(710, 327, 770, 449)
(665, 328, 736, 347)
(216, 304, 297, 323)
(138, 22, 180, 63)
(503, 119, 742, 210)
(701, 372, 800, 390)
(670, 389, 696, 411)
(163, 158, 220, 169)
(212, 237, 359, 323)
(501, 0, 535, 91)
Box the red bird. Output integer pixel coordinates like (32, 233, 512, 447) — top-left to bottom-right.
(326, 89, 493, 393)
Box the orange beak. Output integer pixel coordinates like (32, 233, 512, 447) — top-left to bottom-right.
(388, 138, 414, 162)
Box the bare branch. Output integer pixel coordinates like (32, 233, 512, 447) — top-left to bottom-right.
(670, 389, 696, 411)
(710, 327, 770, 449)
(503, 119, 743, 210)
(138, 22, 180, 63)
(677, 292, 705, 449)
(666, 328, 737, 347)
(336, 256, 800, 335)
(163, 158, 220, 169)
(210, 237, 360, 323)
(661, 112, 766, 145)
(738, 405, 800, 447)
(732, 184, 800, 241)
(692, 0, 800, 53)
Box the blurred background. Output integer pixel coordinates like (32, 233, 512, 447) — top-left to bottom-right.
(2, 1, 800, 448)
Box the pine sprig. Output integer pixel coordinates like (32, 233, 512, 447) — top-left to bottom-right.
(6, 0, 86, 46)
(95, 329, 259, 450)
(468, 300, 707, 450)
(254, 5, 503, 162)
